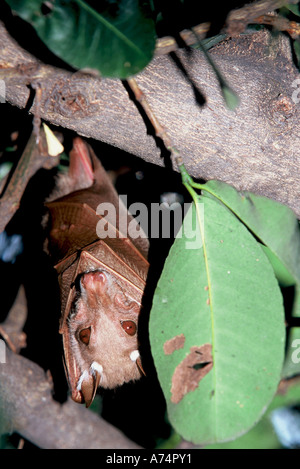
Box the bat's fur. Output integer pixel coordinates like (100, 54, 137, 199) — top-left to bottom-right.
(45, 138, 149, 406)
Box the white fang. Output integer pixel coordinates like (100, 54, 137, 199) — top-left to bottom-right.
(130, 350, 140, 362)
(91, 361, 103, 374)
(76, 369, 90, 391)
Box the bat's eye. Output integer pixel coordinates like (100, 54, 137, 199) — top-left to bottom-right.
(78, 327, 91, 345)
(121, 320, 137, 336)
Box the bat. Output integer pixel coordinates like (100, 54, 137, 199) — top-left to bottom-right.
(45, 137, 149, 407)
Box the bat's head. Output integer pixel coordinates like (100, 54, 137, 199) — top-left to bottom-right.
(61, 269, 145, 407)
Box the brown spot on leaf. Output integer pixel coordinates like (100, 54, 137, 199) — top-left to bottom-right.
(163, 334, 185, 355)
(171, 344, 213, 404)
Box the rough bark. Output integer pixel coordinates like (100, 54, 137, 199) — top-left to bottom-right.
(0, 20, 299, 217)
(0, 347, 140, 449)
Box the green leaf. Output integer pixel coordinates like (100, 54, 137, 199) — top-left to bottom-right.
(201, 180, 300, 286)
(221, 84, 240, 111)
(149, 197, 285, 445)
(6, 0, 156, 78)
(193, 33, 227, 52)
(285, 4, 300, 17)
(260, 245, 295, 287)
(206, 378, 300, 449)
(205, 409, 281, 449)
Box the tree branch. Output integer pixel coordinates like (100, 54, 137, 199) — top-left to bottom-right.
(0, 285, 27, 354)
(225, 0, 299, 35)
(0, 347, 140, 449)
(0, 130, 59, 232)
(0, 20, 299, 216)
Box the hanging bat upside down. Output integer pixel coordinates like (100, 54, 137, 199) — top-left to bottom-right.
(45, 137, 149, 407)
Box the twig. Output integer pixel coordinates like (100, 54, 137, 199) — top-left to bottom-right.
(126, 78, 182, 167)
(254, 14, 300, 39)
(31, 82, 43, 144)
(226, 0, 299, 35)
(156, 2, 300, 56)
(0, 285, 27, 353)
(126, 78, 201, 208)
(0, 129, 59, 232)
(155, 23, 211, 56)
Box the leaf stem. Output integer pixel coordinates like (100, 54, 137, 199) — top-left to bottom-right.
(177, 161, 206, 202)
(178, 160, 232, 210)
(190, 28, 239, 110)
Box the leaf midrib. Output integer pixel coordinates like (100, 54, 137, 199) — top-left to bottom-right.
(75, 0, 149, 59)
(194, 198, 218, 439)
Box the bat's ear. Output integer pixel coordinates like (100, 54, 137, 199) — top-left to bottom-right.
(69, 137, 95, 189)
(69, 137, 112, 195)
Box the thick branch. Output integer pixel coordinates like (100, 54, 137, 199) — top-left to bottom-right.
(0, 347, 140, 449)
(0, 21, 299, 216)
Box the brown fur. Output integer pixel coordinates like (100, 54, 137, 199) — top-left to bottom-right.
(45, 138, 149, 406)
